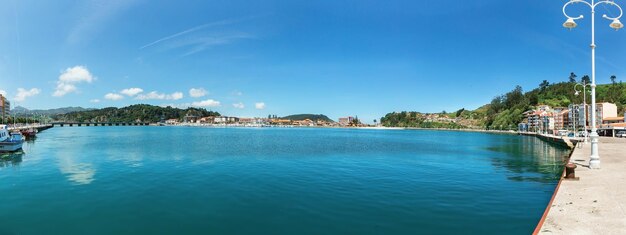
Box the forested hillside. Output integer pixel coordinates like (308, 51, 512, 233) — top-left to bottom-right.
(53, 104, 220, 123)
(282, 114, 334, 122)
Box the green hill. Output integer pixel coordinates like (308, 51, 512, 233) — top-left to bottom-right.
(381, 75, 626, 129)
(282, 114, 334, 122)
(12, 106, 95, 116)
(53, 104, 220, 123)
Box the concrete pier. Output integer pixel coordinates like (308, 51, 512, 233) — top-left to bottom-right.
(538, 137, 626, 235)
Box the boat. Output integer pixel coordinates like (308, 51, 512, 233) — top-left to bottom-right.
(0, 125, 24, 152)
(21, 128, 38, 139)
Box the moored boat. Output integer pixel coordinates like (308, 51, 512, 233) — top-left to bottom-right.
(21, 128, 38, 139)
(0, 125, 24, 152)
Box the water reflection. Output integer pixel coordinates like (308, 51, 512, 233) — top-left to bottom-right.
(56, 152, 97, 185)
(487, 136, 571, 183)
(0, 152, 24, 168)
(59, 162, 96, 185)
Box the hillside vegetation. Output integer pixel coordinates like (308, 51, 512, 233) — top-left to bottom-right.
(53, 104, 220, 123)
(282, 114, 334, 122)
(381, 74, 626, 129)
(12, 106, 95, 116)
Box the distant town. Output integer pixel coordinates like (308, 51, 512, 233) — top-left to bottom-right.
(163, 115, 368, 127)
(519, 102, 626, 137)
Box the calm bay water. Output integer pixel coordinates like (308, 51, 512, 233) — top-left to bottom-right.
(0, 127, 569, 235)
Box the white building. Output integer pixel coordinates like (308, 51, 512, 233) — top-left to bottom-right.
(594, 102, 617, 128)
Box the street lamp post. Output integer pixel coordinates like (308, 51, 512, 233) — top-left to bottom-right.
(562, 0, 624, 169)
(574, 81, 590, 142)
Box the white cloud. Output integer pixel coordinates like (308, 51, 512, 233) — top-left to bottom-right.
(14, 88, 41, 102)
(104, 93, 124, 101)
(90, 99, 101, 103)
(0, 90, 6, 96)
(232, 90, 243, 96)
(54, 66, 96, 97)
(233, 102, 245, 109)
(189, 88, 207, 98)
(135, 91, 183, 100)
(53, 83, 77, 97)
(192, 99, 221, 107)
(59, 66, 95, 83)
(255, 102, 265, 110)
(120, 88, 143, 96)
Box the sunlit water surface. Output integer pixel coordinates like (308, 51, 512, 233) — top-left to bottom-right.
(0, 127, 570, 235)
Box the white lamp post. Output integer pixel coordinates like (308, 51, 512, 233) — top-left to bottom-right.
(574, 81, 590, 142)
(562, 0, 623, 169)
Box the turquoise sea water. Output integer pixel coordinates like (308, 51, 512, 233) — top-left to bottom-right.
(0, 127, 569, 235)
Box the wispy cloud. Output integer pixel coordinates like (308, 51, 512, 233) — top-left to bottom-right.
(104, 93, 124, 101)
(136, 91, 183, 100)
(189, 88, 207, 98)
(67, 0, 141, 44)
(255, 102, 265, 110)
(90, 99, 101, 103)
(178, 33, 254, 57)
(139, 16, 258, 57)
(192, 99, 221, 107)
(139, 19, 241, 49)
(233, 102, 245, 109)
(120, 87, 143, 96)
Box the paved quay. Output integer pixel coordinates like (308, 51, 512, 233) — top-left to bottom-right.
(539, 137, 626, 235)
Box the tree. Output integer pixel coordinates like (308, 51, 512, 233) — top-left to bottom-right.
(539, 80, 550, 90)
(505, 85, 525, 108)
(455, 108, 465, 117)
(351, 116, 361, 126)
(581, 75, 591, 85)
(569, 72, 577, 83)
(608, 75, 619, 103)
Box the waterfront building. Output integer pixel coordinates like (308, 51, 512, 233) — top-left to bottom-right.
(165, 119, 179, 125)
(238, 117, 255, 124)
(292, 119, 315, 126)
(602, 116, 624, 125)
(524, 110, 544, 132)
(238, 117, 266, 125)
(198, 116, 216, 123)
(593, 102, 617, 128)
(0, 94, 9, 120)
(338, 116, 354, 126)
(518, 123, 529, 132)
(567, 104, 589, 131)
(553, 109, 570, 131)
(214, 116, 239, 124)
(270, 119, 292, 125)
(184, 115, 199, 123)
(540, 112, 554, 134)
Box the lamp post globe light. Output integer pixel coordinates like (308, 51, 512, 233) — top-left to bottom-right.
(574, 81, 590, 142)
(562, 0, 623, 169)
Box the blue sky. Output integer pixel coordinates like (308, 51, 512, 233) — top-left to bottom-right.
(1, 0, 625, 122)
